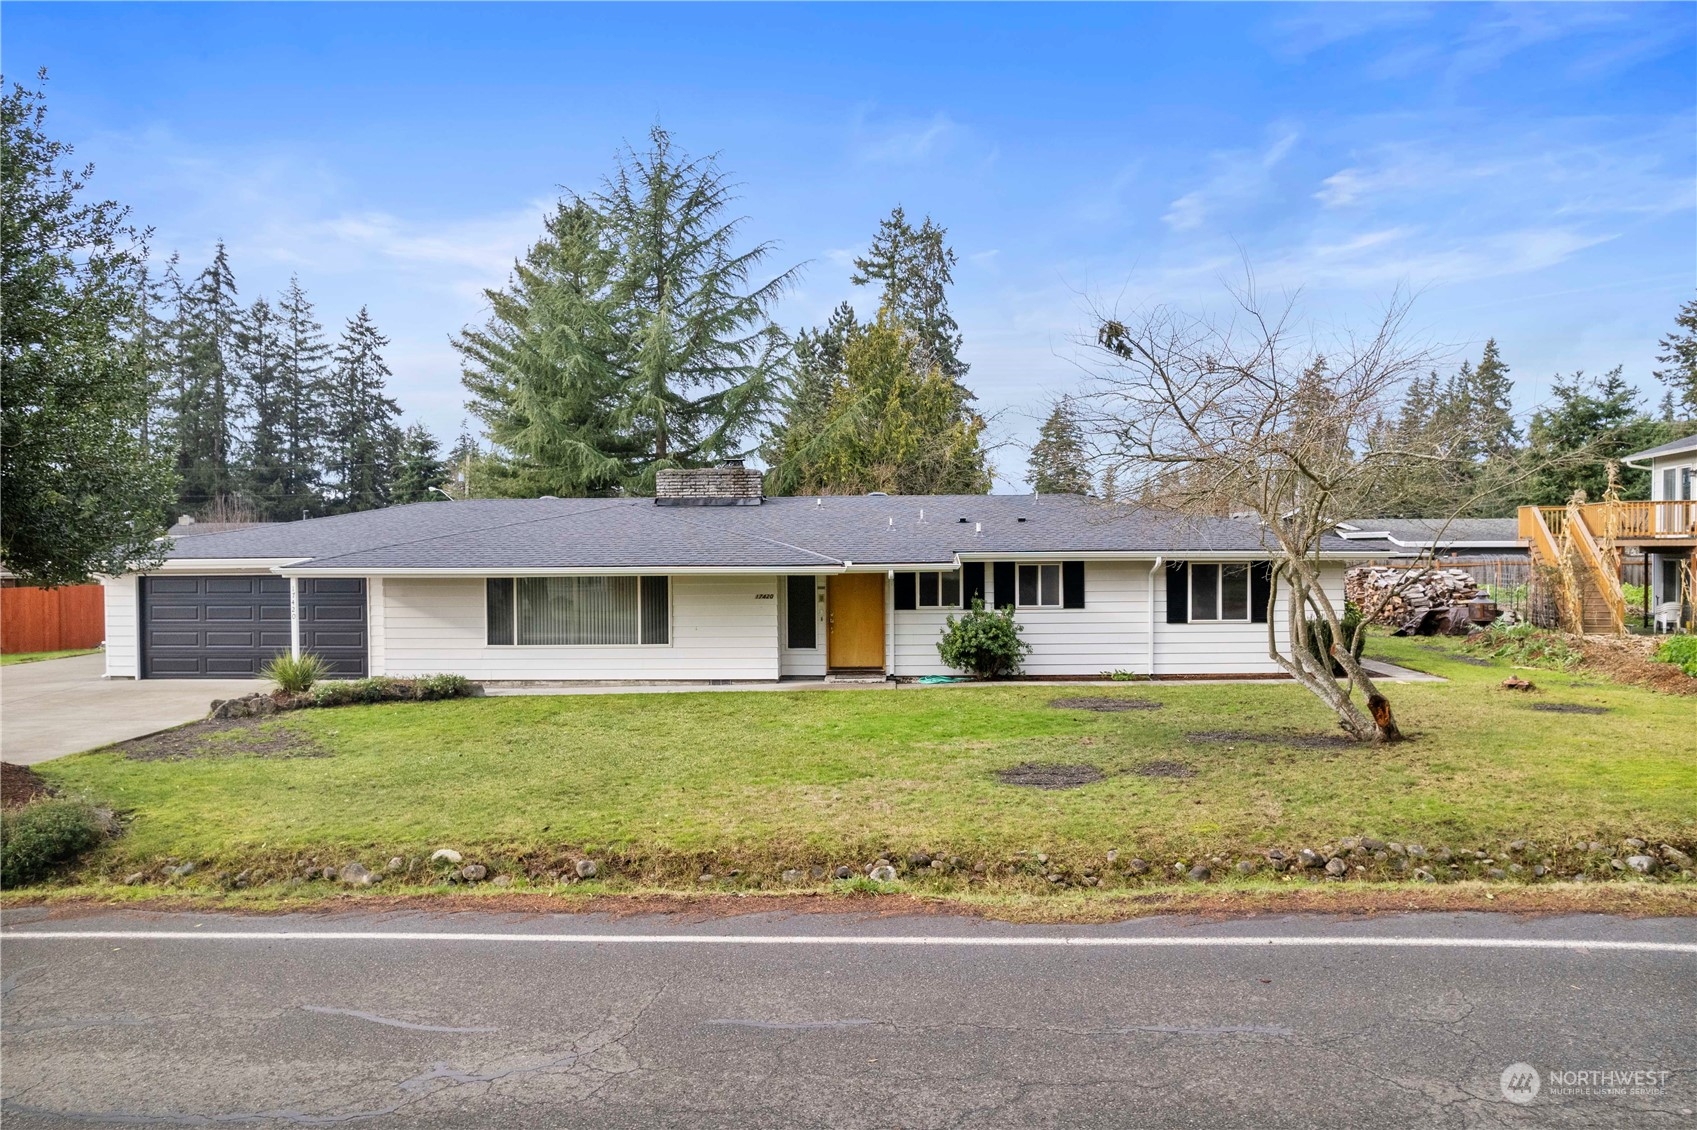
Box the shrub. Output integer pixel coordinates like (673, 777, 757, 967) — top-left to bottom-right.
(260, 651, 329, 695)
(415, 673, 474, 700)
(1, 800, 106, 887)
(1305, 605, 1365, 675)
(937, 599, 1032, 679)
(1652, 634, 1697, 677)
(1463, 623, 1583, 669)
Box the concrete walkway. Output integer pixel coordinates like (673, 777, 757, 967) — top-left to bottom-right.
(0, 653, 258, 764)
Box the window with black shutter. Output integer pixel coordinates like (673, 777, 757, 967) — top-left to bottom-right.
(786, 575, 817, 649)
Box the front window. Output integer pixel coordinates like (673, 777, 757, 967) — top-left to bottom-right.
(486, 576, 669, 645)
(1189, 563, 1250, 622)
(1016, 563, 1061, 607)
(918, 570, 960, 608)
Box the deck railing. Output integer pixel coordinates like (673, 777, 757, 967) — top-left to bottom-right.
(1521, 500, 1697, 542)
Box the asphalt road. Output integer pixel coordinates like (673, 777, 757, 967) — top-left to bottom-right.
(2, 908, 1693, 1129)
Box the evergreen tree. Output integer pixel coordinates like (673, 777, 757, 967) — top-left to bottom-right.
(275, 276, 331, 515)
(1, 72, 175, 584)
(762, 301, 856, 491)
(459, 128, 794, 495)
(169, 241, 243, 511)
(1653, 296, 1697, 416)
(1027, 398, 1092, 494)
(850, 206, 968, 388)
(389, 423, 446, 503)
(772, 311, 991, 495)
(1525, 368, 1674, 503)
(1465, 339, 1519, 457)
(234, 296, 289, 517)
(323, 306, 401, 512)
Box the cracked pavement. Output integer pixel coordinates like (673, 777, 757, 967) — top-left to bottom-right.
(1, 908, 1692, 1128)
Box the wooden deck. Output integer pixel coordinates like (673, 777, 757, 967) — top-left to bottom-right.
(1517, 501, 1697, 634)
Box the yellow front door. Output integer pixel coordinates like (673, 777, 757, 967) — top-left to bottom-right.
(827, 574, 886, 670)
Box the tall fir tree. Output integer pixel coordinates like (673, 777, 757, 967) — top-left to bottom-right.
(1027, 398, 1092, 494)
(169, 241, 243, 511)
(389, 423, 446, 503)
(275, 275, 331, 516)
(1525, 368, 1674, 504)
(459, 129, 794, 496)
(1465, 339, 1520, 457)
(234, 296, 289, 517)
(323, 306, 401, 512)
(850, 206, 968, 389)
(1653, 296, 1697, 417)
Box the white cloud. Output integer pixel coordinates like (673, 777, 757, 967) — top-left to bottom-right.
(851, 109, 959, 165)
(1161, 125, 1301, 232)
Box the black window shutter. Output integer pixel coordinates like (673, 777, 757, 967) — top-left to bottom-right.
(992, 561, 1016, 610)
(893, 571, 917, 611)
(961, 561, 986, 608)
(1250, 562, 1273, 624)
(1165, 561, 1189, 623)
(1061, 561, 1086, 609)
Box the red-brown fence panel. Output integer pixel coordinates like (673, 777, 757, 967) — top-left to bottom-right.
(0, 584, 105, 654)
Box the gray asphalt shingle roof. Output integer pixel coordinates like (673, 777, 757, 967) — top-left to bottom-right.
(164, 494, 1366, 571)
(1336, 517, 1522, 546)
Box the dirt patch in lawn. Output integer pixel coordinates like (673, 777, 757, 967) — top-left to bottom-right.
(1049, 697, 1165, 713)
(1184, 730, 1357, 750)
(1527, 703, 1611, 715)
(995, 762, 1107, 789)
(110, 718, 330, 763)
(1, 762, 54, 809)
(1579, 635, 1697, 696)
(1416, 645, 1492, 667)
(1132, 760, 1196, 779)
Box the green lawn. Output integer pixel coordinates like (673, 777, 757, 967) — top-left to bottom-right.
(1, 648, 99, 666)
(27, 631, 1696, 889)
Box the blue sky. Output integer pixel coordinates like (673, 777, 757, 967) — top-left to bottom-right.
(7, 2, 1694, 487)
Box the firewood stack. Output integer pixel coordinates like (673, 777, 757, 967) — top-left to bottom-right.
(1346, 566, 1482, 626)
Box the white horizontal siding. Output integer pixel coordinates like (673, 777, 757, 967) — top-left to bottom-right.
(100, 575, 138, 678)
(382, 574, 780, 681)
(892, 561, 1348, 678)
(894, 561, 1150, 677)
(779, 575, 826, 678)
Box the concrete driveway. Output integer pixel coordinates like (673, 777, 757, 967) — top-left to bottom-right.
(0, 653, 259, 764)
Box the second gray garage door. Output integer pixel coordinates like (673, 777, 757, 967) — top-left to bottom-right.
(140, 576, 367, 678)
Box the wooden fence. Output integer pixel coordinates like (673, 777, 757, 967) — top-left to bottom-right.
(0, 583, 105, 654)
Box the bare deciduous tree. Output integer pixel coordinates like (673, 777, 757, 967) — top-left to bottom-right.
(1077, 276, 1442, 743)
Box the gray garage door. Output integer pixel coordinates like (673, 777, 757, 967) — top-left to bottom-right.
(141, 576, 367, 679)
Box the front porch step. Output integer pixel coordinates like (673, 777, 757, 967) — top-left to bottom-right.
(826, 669, 888, 683)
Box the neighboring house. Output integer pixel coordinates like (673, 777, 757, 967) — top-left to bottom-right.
(1625, 434, 1697, 624)
(1333, 518, 1526, 562)
(100, 465, 1369, 682)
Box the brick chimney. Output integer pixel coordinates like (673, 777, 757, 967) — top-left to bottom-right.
(653, 460, 764, 506)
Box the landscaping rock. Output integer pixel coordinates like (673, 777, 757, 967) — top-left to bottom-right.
(1387, 843, 1405, 856)
(1507, 840, 1529, 854)
(575, 859, 599, 879)
(833, 866, 853, 880)
(1187, 864, 1211, 882)
(460, 864, 487, 882)
(1661, 846, 1693, 868)
(1324, 858, 1348, 877)
(781, 869, 802, 884)
(1406, 844, 1426, 858)
(1624, 837, 1647, 850)
(1234, 860, 1257, 876)
(1610, 859, 1626, 871)
(1127, 858, 1150, 875)
(431, 849, 463, 864)
(1508, 864, 1524, 875)
(1485, 868, 1507, 880)
(340, 862, 374, 886)
(1105, 849, 1119, 864)
(1532, 865, 1547, 878)
(1625, 855, 1659, 875)
(208, 694, 278, 720)
(808, 866, 826, 880)
(1298, 849, 1325, 870)
(907, 851, 932, 868)
(387, 857, 405, 872)
(1413, 869, 1436, 882)
(869, 865, 897, 883)
(123, 872, 147, 886)
(929, 859, 951, 874)
(1046, 872, 1064, 884)
(1361, 838, 1386, 852)
(492, 875, 511, 888)
(698, 873, 715, 883)
(169, 862, 196, 879)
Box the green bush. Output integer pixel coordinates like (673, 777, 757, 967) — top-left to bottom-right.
(937, 599, 1032, 679)
(310, 674, 476, 707)
(415, 673, 474, 700)
(1621, 583, 1648, 609)
(1652, 634, 1697, 677)
(1305, 605, 1365, 675)
(1, 800, 106, 887)
(1463, 623, 1583, 669)
(260, 651, 328, 694)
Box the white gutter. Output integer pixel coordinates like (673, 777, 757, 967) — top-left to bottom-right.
(1146, 556, 1163, 677)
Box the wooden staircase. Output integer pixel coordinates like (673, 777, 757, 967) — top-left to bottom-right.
(1520, 504, 1625, 634)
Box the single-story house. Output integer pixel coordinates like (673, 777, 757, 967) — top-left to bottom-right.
(1332, 517, 1526, 562)
(101, 466, 1370, 682)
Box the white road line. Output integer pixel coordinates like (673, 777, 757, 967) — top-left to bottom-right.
(2, 931, 1694, 953)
